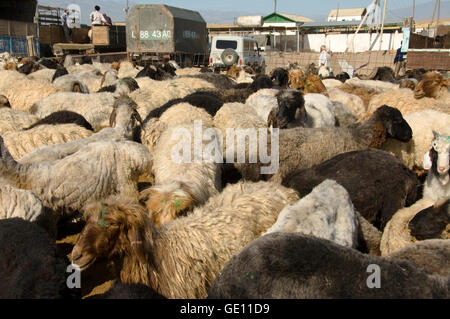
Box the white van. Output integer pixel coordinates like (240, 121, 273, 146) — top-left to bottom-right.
(209, 35, 265, 71)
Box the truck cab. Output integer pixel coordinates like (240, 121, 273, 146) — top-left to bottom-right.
(209, 35, 265, 71)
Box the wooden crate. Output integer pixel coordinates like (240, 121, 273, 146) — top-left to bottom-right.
(72, 27, 90, 44)
(92, 26, 110, 45)
(39, 25, 65, 44)
(92, 25, 126, 48)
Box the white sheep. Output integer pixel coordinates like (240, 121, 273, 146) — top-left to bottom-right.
(27, 68, 56, 83)
(130, 79, 195, 119)
(0, 137, 152, 217)
(366, 88, 450, 119)
(0, 107, 38, 135)
(52, 74, 90, 93)
(0, 182, 56, 236)
(303, 93, 336, 128)
(346, 77, 399, 91)
(327, 88, 366, 120)
(0, 70, 60, 113)
(3, 123, 93, 160)
(140, 122, 223, 226)
(30, 92, 116, 128)
(140, 102, 214, 154)
(322, 78, 344, 90)
(381, 110, 450, 170)
(20, 97, 141, 163)
(423, 132, 450, 201)
(264, 179, 359, 248)
(380, 197, 436, 256)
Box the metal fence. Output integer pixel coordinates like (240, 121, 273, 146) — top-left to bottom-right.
(263, 50, 398, 76)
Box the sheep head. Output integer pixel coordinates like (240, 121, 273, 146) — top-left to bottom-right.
(0, 94, 10, 108)
(275, 89, 306, 129)
(372, 105, 412, 144)
(424, 132, 450, 181)
(72, 197, 154, 273)
(139, 182, 195, 227)
(414, 72, 447, 99)
(270, 68, 289, 87)
(110, 97, 142, 130)
(288, 69, 305, 89)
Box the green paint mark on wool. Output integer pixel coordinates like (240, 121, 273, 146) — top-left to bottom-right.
(98, 207, 108, 228)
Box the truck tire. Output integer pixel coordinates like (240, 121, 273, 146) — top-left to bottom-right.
(221, 49, 238, 67)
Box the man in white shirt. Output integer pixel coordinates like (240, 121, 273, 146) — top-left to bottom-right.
(318, 45, 331, 69)
(90, 5, 107, 26)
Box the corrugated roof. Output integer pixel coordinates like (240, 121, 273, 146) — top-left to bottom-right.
(328, 8, 366, 18)
(263, 12, 313, 23)
(279, 13, 314, 23)
(302, 19, 402, 28)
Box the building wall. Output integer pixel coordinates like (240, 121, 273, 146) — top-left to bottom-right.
(263, 31, 403, 52)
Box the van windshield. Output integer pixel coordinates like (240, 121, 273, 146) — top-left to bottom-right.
(216, 40, 238, 50)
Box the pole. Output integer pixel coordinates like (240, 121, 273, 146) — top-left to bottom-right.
(429, 0, 438, 33)
(412, 0, 415, 21)
(437, 0, 440, 30)
(274, 0, 277, 13)
(336, 2, 340, 21)
(346, 0, 375, 52)
(379, 0, 387, 50)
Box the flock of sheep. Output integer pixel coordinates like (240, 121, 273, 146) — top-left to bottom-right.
(0, 50, 449, 299)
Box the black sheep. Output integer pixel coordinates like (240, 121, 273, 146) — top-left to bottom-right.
(371, 66, 396, 82)
(208, 232, 449, 298)
(270, 67, 289, 87)
(51, 67, 69, 82)
(275, 89, 306, 129)
(38, 58, 60, 70)
(409, 199, 449, 241)
(335, 72, 350, 83)
(18, 61, 41, 75)
(281, 149, 419, 230)
(0, 218, 79, 299)
(143, 91, 223, 124)
(25, 110, 94, 131)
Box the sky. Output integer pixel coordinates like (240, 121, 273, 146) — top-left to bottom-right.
(38, 0, 450, 24)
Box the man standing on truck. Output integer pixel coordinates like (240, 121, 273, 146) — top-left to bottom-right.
(61, 9, 72, 42)
(90, 5, 108, 26)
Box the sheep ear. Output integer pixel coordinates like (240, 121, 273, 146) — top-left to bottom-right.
(267, 109, 278, 128)
(133, 109, 143, 125)
(423, 151, 432, 170)
(432, 130, 439, 139)
(127, 227, 147, 264)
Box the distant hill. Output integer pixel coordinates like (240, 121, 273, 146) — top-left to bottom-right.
(386, 0, 450, 21)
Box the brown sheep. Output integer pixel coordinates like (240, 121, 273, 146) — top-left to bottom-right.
(289, 73, 328, 96)
(3, 61, 17, 71)
(288, 69, 304, 89)
(338, 83, 381, 108)
(71, 181, 299, 299)
(226, 65, 242, 80)
(414, 71, 448, 99)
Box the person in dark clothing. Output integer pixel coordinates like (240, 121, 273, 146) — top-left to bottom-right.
(394, 42, 406, 78)
(103, 13, 112, 26)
